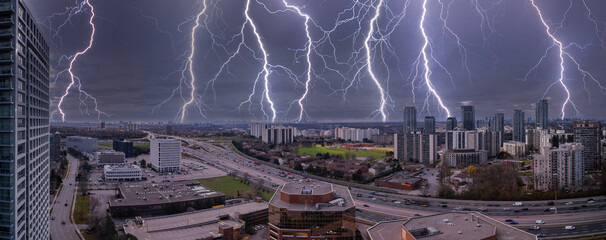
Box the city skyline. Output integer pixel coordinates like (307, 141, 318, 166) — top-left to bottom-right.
(24, 0, 606, 123)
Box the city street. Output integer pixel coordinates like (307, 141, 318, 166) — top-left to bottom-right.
(50, 155, 80, 240)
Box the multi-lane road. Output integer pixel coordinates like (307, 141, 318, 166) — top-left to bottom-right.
(50, 155, 80, 240)
(169, 135, 606, 239)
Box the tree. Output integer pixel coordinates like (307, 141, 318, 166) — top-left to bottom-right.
(466, 165, 476, 175)
(140, 159, 147, 168)
(294, 162, 303, 171)
(79, 180, 89, 196)
(352, 169, 363, 182)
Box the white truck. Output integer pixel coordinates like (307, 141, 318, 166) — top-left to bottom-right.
(512, 202, 523, 206)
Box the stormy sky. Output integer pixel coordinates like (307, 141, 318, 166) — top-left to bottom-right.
(25, 0, 606, 123)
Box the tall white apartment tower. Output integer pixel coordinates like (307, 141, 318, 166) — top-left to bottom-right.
(150, 138, 181, 173)
(0, 0, 50, 239)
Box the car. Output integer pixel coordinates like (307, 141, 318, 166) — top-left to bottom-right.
(536, 220, 545, 224)
(513, 202, 523, 206)
(544, 208, 550, 212)
(549, 207, 557, 211)
(505, 219, 513, 222)
(51, 216, 55, 220)
(537, 233, 546, 237)
(456, 207, 464, 211)
(394, 201, 401, 204)
(566, 202, 573, 205)
(547, 201, 555, 206)
(513, 210, 520, 213)
(61, 221, 66, 225)
(414, 214, 422, 216)
(503, 208, 510, 211)
(521, 208, 529, 211)
(363, 204, 370, 207)
(569, 207, 579, 210)
(529, 226, 540, 230)
(509, 221, 518, 225)
(441, 205, 448, 208)
(421, 204, 428, 207)
(588, 200, 595, 204)
(564, 226, 575, 230)
(64, 203, 68, 206)
(581, 205, 588, 208)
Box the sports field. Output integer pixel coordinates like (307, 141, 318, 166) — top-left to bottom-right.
(297, 145, 390, 159)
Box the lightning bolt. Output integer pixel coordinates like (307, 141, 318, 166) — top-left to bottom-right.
(56, 0, 108, 122)
(526, 0, 606, 119)
(363, 0, 389, 122)
(178, 0, 208, 123)
(411, 0, 452, 118)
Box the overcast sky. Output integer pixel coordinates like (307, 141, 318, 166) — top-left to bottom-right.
(26, 0, 606, 123)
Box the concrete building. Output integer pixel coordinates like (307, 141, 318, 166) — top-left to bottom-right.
(503, 141, 526, 157)
(0, 1, 51, 238)
(123, 201, 268, 240)
(109, 180, 225, 217)
(404, 107, 417, 133)
(367, 212, 536, 240)
(50, 131, 61, 161)
(375, 173, 423, 191)
(262, 125, 295, 144)
(573, 121, 602, 171)
(113, 139, 134, 158)
(334, 127, 379, 142)
(461, 106, 475, 130)
(536, 99, 548, 129)
(525, 128, 541, 151)
(513, 109, 525, 142)
(533, 143, 585, 191)
(97, 150, 126, 165)
(103, 165, 142, 181)
(476, 130, 501, 158)
(445, 130, 477, 151)
(491, 113, 504, 146)
(249, 122, 267, 138)
(443, 149, 488, 168)
(371, 134, 393, 145)
(268, 181, 356, 240)
(424, 116, 435, 134)
(125, 121, 137, 131)
(394, 133, 437, 165)
(66, 136, 98, 152)
(150, 138, 181, 173)
(446, 117, 457, 131)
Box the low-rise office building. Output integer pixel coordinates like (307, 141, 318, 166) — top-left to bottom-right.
(367, 212, 536, 240)
(375, 172, 423, 191)
(443, 149, 488, 168)
(113, 139, 134, 158)
(268, 181, 356, 240)
(150, 138, 182, 173)
(109, 180, 225, 217)
(104, 165, 142, 181)
(66, 136, 98, 152)
(97, 150, 125, 165)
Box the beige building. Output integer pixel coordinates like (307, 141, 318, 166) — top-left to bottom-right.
(503, 141, 526, 157)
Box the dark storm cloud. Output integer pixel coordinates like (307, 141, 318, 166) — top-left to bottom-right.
(26, 0, 606, 122)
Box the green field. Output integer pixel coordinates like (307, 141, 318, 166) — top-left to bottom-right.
(73, 195, 90, 224)
(298, 145, 387, 159)
(197, 176, 274, 201)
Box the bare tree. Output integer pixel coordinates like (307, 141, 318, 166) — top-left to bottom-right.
(78, 181, 88, 196)
(89, 196, 101, 214)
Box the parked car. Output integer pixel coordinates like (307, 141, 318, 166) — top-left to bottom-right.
(61, 221, 66, 225)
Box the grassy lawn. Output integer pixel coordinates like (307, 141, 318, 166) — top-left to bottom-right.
(73, 195, 90, 224)
(197, 176, 274, 201)
(98, 142, 112, 148)
(298, 145, 387, 159)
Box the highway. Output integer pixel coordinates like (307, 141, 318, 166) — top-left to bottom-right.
(50, 155, 80, 240)
(156, 134, 606, 238)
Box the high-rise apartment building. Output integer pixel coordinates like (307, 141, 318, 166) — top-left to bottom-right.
(492, 113, 504, 146)
(150, 138, 181, 173)
(262, 125, 296, 144)
(334, 127, 379, 142)
(446, 117, 457, 131)
(0, 1, 50, 238)
(424, 116, 435, 134)
(394, 133, 437, 164)
(535, 99, 548, 129)
(513, 109, 525, 142)
(573, 121, 602, 171)
(249, 122, 267, 138)
(461, 106, 475, 130)
(534, 143, 584, 191)
(404, 106, 416, 133)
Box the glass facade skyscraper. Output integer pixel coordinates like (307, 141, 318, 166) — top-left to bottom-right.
(446, 117, 457, 131)
(492, 113, 504, 146)
(404, 106, 416, 133)
(461, 106, 475, 130)
(0, 1, 50, 239)
(513, 109, 525, 142)
(536, 99, 548, 130)
(424, 116, 435, 134)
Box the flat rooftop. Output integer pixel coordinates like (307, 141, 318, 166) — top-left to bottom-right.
(124, 201, 268, 240)
(269, 181, 355, 211)
(367, 212, 536, 240)
(110, 180, 223, 207)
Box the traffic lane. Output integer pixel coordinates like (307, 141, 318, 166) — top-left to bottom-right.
(529, 221, 606, 238)
(50, 155, 80, 240)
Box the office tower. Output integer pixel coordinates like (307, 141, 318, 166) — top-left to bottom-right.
(461, 106, 475, 130)
(262, 125, 296, 144)
(404, 106, 417, 133)
(536, 99, 548, 129)
(268, 182, 355, 239)
(446, 117, 457, 131)
(113, 139, 134, 158)
(534, 143, 584, 191)
(513, 109, 525, 142)
(424, 116, 435, 134)
(0, 1, 50, 238)
(492, 113, 504, 146)
(574, 121, 602, 171)
(393, 133, 437, 164)
(150, 138, 182, 172)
